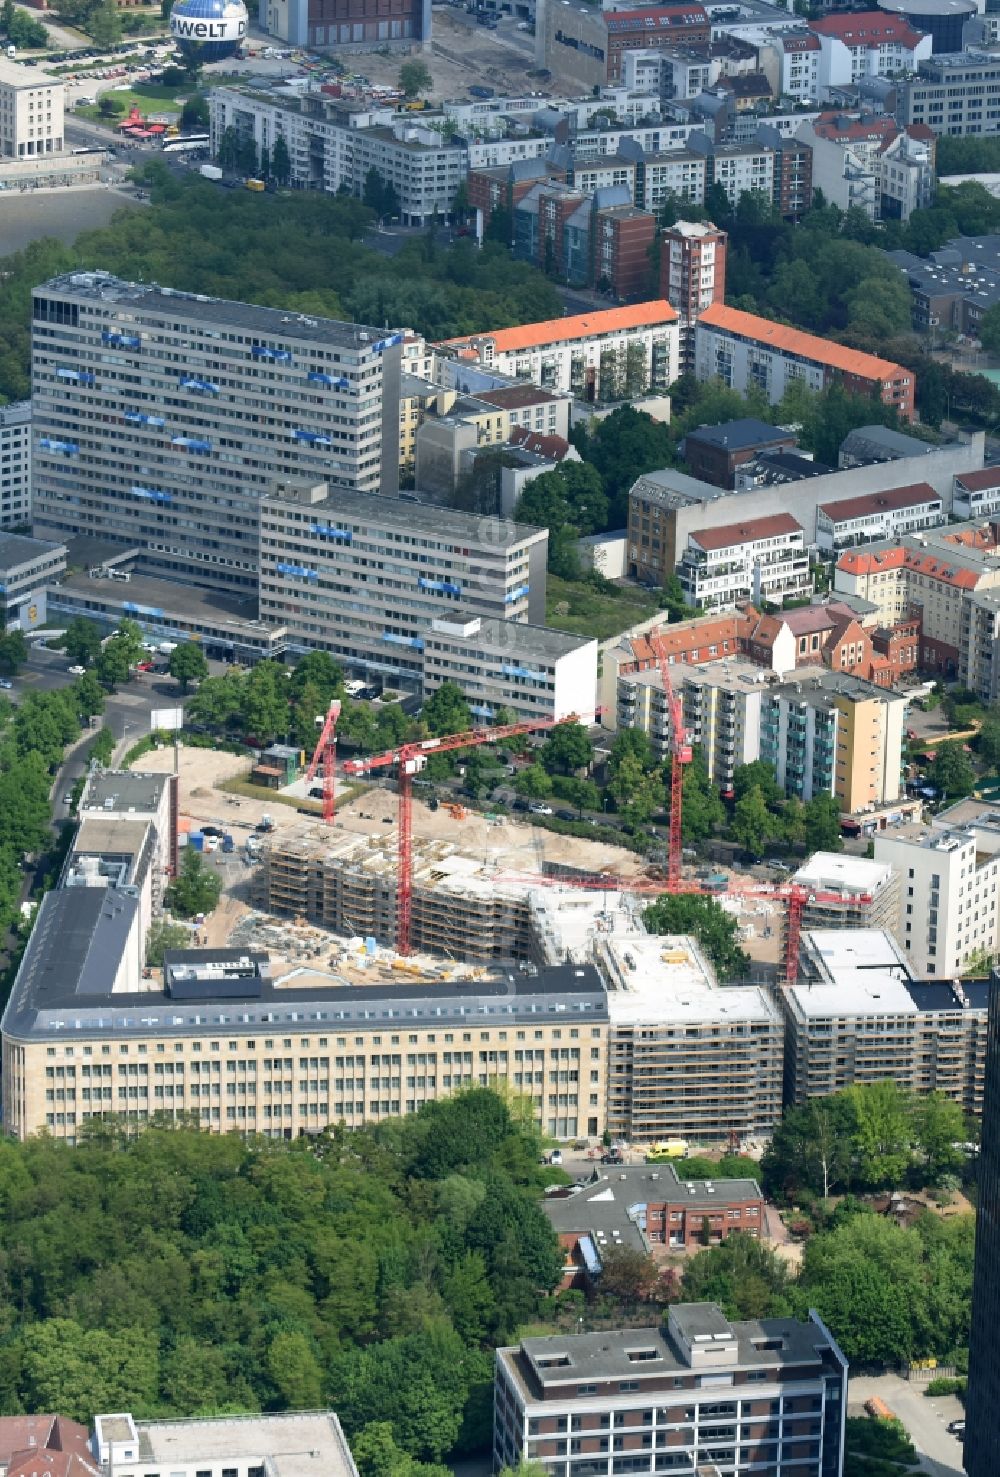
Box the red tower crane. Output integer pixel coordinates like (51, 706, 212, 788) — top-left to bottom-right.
(648, 627, 692, 892)
(342, 710, 589, 954)
(305, 699, 342, 826)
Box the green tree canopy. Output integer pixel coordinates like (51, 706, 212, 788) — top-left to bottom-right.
(166, 848, 222, 918)
(168, 642, 209, 692)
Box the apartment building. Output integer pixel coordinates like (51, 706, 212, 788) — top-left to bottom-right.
(875, 825, 1000, 975)
(638, 151, 709, 214)
(0, 57, 64, 160)
(0, 533, 66, 631)
(759, 668, 906, 811)
(694, 303, 915, 420)
(810, 12, 931, 87)
(543, 1165, 765, 1279)
(704, 139, 775, 205)
(0, 402, 30, 529)
(678, 514, 811, 611)
(257, 477, 547, 688)
(767, 31, 820, 101)
(494, 1307, 849, 1477)
(896, 51, 1000, 137)
(966, 964, 1000, 1477)
(437, 303, 679, 404)
(960, 588, 1000, 703)
(953, 468, 1000, 521)
(512, 184, 658, 300)
(790, 852, 902, 938)
(31, 273, 402, 594)
(618, 658, 764, 778)
(423, 614, 597, 723)
(92, 1410, 358, 1477)
(658, 220, 727, 367)
(210, 89, 465, 224)
(784, 928, 990, 1111)
(681, 419, 794, 492)
(815, 482, 944, 553)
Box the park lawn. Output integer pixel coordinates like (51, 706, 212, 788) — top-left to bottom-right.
(545, 574, 662, 641)
(75, 83, 187, 128)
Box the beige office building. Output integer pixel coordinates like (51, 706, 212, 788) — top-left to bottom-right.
(0, 58, 63, 160)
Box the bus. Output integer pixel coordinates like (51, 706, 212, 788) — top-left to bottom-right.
(72, 146, 106, 155)
(161, 133, 210, 153)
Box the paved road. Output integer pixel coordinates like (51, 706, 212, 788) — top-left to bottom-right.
(848, 1374, 964, 1476)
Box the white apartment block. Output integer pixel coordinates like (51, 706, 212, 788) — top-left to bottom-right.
(0, 401, 30, 527)
(637, 149, 708, 210)
(210, 89, 468, 225)
(258, 477, 548, 688)
(876, 826, 1000, 976)
(423, 614, 597, 723)
(815, 482, 944, 554)
(678, 513, 810, 611)
(953, 468, 1000, 520)
(31, 273, 402, 595)
(0, 57, 63, 160)
(709, 142, 775, 205)
(879, 130, 935, 222)
(617, 660, 765, 784)
(437, 302, 680, 402)
(810, 13, 932, 89)
(767, 32, 820, 101)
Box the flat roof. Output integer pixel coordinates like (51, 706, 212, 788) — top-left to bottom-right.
(42, 273, 389, 353)
(505, 1311, 833, 1392)
(543, 1164, 763, 1246)
(792, 851, 895, 895)
(80, 771, 171, 815)
(58, 570, 278, 636)
(134, 1413, 358, 1477)
(0, 58, 61, 88)
(263, 482, 545, 549)
(601, 932, 780, 1026)
(428, 615, 594, 659)
(0, 532, 65, 572)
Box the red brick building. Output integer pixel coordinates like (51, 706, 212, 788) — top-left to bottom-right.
(593, 205, 657, 298)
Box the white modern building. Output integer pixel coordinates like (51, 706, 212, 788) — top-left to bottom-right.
(0, 401, 31, 528)
(875, 825, 1000, 976)
(678, 512, 811, 610)
(618, 658, 766, 778)
(436, 302, 680, 402)
(953, 467, 1000, 520)
(0, 57, 63, 160)
(810, 11, 932, 88)
(783, 927, 990, 1109)
(0, 531, 65, 631)
(815, 481, 945, 553)
(31, 273, 403, 595)
(423, 614, 598, 723)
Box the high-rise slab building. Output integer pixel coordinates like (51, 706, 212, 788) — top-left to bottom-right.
(966, 972, 1000, 1477)
(30, 272, 402, 593)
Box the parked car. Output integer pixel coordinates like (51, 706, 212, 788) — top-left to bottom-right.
(308, 786, 325, 800)
(947, 1422, 966, 1439)
(528, 802, 553, 815)
(0, 678, 12, 690)
(512, 797, 529, 812)
(556, 808, 577, 822)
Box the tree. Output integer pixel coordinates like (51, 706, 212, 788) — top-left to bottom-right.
(608, 750, 663, 832)
(644, 892, 750, 981)
(930, 740, 975, 800)
(240, 660, 289, 744)
(88, 0, 122, 47)
(678, 752, 724, 843)
(267, 1330, 324, 1408)
(846, 1080, 914, 1188)
(146, 918, 192, 966)
(683, 1234, 792, 1321)
(95, 642, 131, 693)
(72, 670, 105, 721)
(398, 59, 432, 98)
(761, 1096, 859, 1201)
(272, 134, 291, 186)
(803, 792, 843, 853)
(732, 760, 781, 808)
(181, 93, 210, 131)
(513, 762, 553, 798)
(732, 785, 777, 860)
(975, 712, 1000, 769)
(64, 616, 104, 669)
(166, 848, 222, 918)
(423, 680, 470, 737)
(597, 1245, 660, 1306)
(910, 1092, 967, 1182)
(575, 407, 674, 526)
(798, 1215, 930, 1365)
(168, 642, 208, 693)
(0, 630, 28, 673)
(99, 94, 126, 117)
(539, 723, 592, 775)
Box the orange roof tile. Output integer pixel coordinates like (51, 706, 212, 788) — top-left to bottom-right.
(836, 547, 907, 575)
(438, 300, 678, 355)
(903, 550, 980, 589)
(696, 303, 907, 383)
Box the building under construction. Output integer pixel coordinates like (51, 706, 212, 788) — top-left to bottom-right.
(258, 831, 536, 963)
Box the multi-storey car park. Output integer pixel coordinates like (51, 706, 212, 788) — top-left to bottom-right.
(30, 273, 403, 594)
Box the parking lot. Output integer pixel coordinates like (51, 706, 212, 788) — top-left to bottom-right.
(847, 1375, 964, 1476)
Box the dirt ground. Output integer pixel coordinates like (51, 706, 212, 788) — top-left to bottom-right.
(132, 743, 646, 953)
(356, 11, 559, 102)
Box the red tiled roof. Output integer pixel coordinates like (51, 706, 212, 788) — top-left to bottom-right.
(818, 481, 940, 523)
(955, 466, 1000, 491)
(509, 425, 572, 460)
(903, 549, 980, 589)
(696, 303, 907, 383)
(628, 612, 751, 664)
(605, 5, 708, 29)
(810, 12, 925, 47)
(837, 547, 907, 576)
(689, 512, 802, 552)
(813, 114, 898, 144)
(781, 32, 820, 51)
(438, 300, 678, 355)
